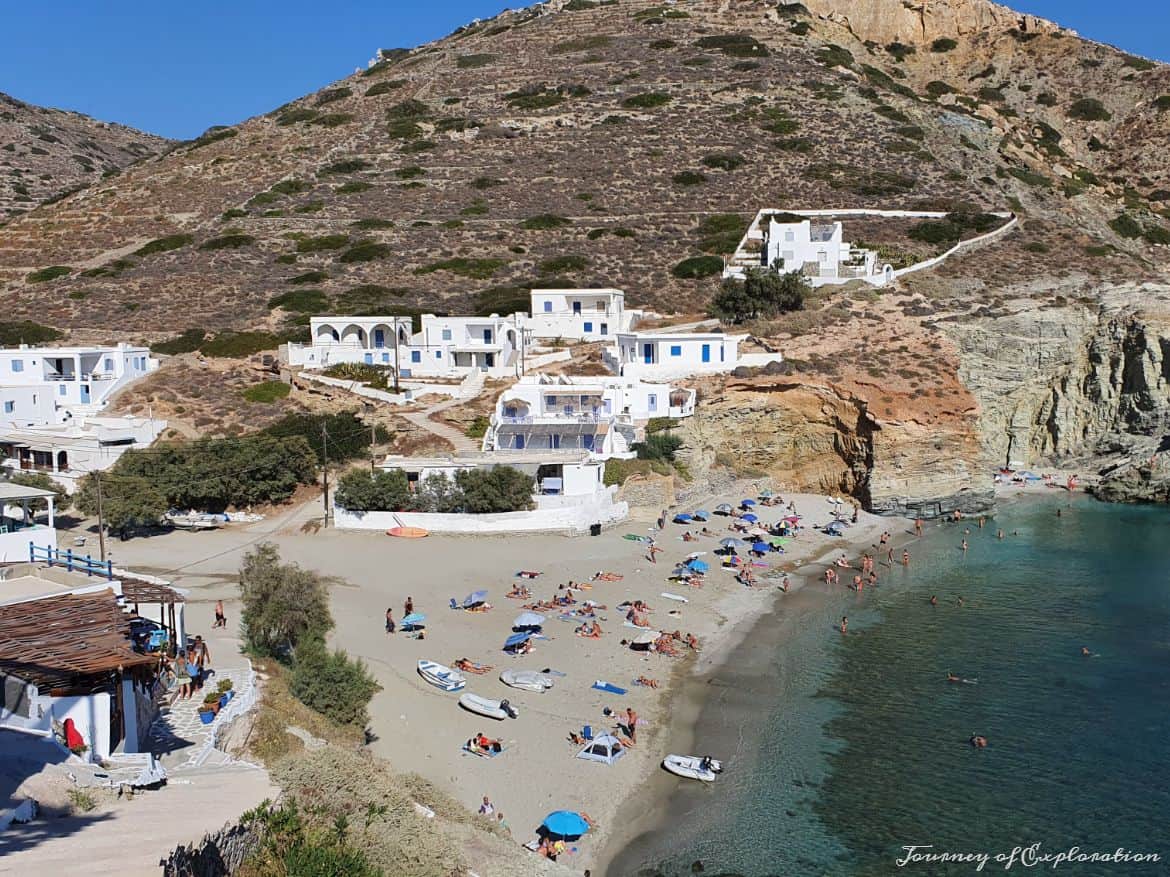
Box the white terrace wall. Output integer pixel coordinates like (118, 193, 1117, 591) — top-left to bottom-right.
(334, 489, 628, 536)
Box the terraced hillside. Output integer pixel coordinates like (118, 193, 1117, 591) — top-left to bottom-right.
(0, 91, 170, 219)
(1, 0, 1167, 340)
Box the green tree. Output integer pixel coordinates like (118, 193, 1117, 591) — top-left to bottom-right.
(240, 799, 379, 877)
(709, 267, 807, 323)
(334, 469, 410, 512)
(635, 433, 684, 462)
(75, 473, 166, 536)
(239, 543, 334, 657)
(416, 472, 463, 513)
(4, 471, 70, 513)
(289, 635, 382, 727)
(454, 467, 535, 513)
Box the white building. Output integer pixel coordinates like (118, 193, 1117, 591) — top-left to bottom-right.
(523, 289, 639, 341)
(482, 374, 696, 459)
(0, 344, 164, 491)
(0, 481, 57, 564)
(284, 314, 526, 378)
(380, 450, 606, 498)
(724, 211, 893, 287)
(605, 331, 759, 380)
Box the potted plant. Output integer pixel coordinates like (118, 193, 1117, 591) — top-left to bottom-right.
(197, 704, 216, 725)
(202, 690, 222, 716)
(216, 678, 234, 708)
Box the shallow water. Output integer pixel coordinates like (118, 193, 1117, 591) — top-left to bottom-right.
(609, 497, 1170, 876)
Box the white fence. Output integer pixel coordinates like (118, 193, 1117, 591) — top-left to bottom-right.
(334, 489, 628, 536)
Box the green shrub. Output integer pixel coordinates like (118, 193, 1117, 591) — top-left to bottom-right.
(672, 170, 707, 186)
(309, 113, 353, 127)
(925, 80, 955, 98)
(1143, 225, 1170, 245)
(296, 234, 349, 253)
(334, 284, 406, 312)
(622, 92, 672, 109)
(672, 255, 723, 279)
(977, 86, 1005, 102)
(350, 218, 394, 231)
(320, 158, 370, 175)
(466, 415, 490, 439)
(456, 467, 536, 513)
(885, 41, 915, 61)
(1122, 54, 1156, 71)
(288, 269, 329, 284)
(243, 381, 292, 403)
(290, 637, 382, 727)
(186, 127, 237, 150)
(931, 37, 958, 52)
(1067, 98, 1111, 121)
(1007, 167, 1051, 188)
(336, 181, 373, 194)
(538, 255, 588, 273)
(1023, 241, 1050, 253)
(474, 285, 529, 316)
(701, 152, 746, 171)
(710, 268, 807, 322)
(550, 35, 611, 54)
(221, 208, 248, 220)
(335, 241, 391, 263)
(200, 234, 255, 250)
(697, 213, 746, 253)
(151, 329, 206, 355)
(520, 214, 571, 230)
(816, 44, 853, 68)
(264, 410, 385, 465)
(505, 91, 564, 110)
(26, 266, 72, 283)
(268, 289, 329, 313)
(364, 79, 408, 97)
(135, 234, 193, 257)
(200, 331, 284, 357)
(645, 417, 680, 434)
(416, 257, 506, 279)
(315, 87, 352, 106)
(776, 3, 809, 17)
(775, 137, 812, 152)
(694, 34, 768, 57)
(394, 165, 425, 179)
(0, 321, 63, 346)
(635, 432, 683, 462)
(1154, 95, 1170, 110)
(472, 176, 503, 189)
(1036, 92, 1058, 107)
(1108, 213, 1143, 238)
(276, 107, 318, 125)
(239, 543, 333, 657)
(323, 362, 396, 391)
(456, 53, 497, 69)
(649, 39, 677, 50)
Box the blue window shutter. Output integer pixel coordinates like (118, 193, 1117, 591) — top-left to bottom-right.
(543, 301, 553, 313)
(670, 345, 682, 357)
(411, 351, 421, 363)
(584, 322, 593, 333)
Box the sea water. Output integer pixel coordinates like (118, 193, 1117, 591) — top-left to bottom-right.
(610, 497, 1170, 876)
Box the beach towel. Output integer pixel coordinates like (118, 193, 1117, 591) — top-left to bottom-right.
(623, 534, 650, 543)
(592, 680, 627, 695)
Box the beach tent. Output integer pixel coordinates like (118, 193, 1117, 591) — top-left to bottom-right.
(823, 522, 845, 537)
(692, 510, 710, 521)
(576, 734, 627, 766)
(541, 810, 592, 839)
(673, 513, 693, 524)
(741, 513, 759, 523)
(512, 612, 546, 631)
(714, 503, 733, 515)
(402, 613, 426, 630)
(740, 498, 756, 507)
(504, 631, 534, 651)
(463, 590, 488, 608)
(686, 558, 709, 573)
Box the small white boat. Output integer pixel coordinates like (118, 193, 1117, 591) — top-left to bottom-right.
(458, 692, 519, 720)
(499, 669, 554, 693)
(663, 754, 723, 782)
(417, 660, 466, 692)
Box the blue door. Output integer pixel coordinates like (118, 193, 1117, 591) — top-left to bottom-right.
(364, 353, 373, 365)
(485, 353, 495, 368)
(80, 384, 90, 403)
(643, 343, 654, 364)
(514, 434, 525, 450)
(600, 323, 608, 336)
(483, 329, 493, 344)
(573, 301, 582, 314)
(374, 329, 385, 348)
(701, 344, 711, 363)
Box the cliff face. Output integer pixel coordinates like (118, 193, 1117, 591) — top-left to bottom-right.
(801, 0, 1063, 46)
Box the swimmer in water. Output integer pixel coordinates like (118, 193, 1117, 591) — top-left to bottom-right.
(961, 540, 968, 551)
(902, 550, 910, 566)
(957, 596, 964, 607)
(947, 672, 960, 683)
(997, 529, 1004, 540)
(930, 595, 938, 606)
(969, 734, 988, 749)
(840, 616, 848, 634)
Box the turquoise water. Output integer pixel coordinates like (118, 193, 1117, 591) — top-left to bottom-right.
(611, 497, 1170, 876)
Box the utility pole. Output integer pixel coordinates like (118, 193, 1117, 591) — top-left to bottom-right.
(370, 421, 378, 471)
(95, 470, 107, 562)
(393, 318, 401, 394)
(321, 421, 330, 527)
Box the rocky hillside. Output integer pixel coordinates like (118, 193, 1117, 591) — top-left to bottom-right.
(1, 0, 1168, 510)
(0, 92, 169, 219)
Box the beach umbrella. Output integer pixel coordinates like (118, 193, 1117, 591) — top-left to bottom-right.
(504, 631, 534, 649)
(686, 551, 707, 559)
(673, 513, 693, 523)
(463, 589, 488, 608)
(759, 489, 774, 498)
(686, 558, 709, 573)
(740, 498, 756, 507)
(741, 513, 758, 523)
(752, 541, 770, 554)
(783, 515, 800, 523)
(748, 527, 769, 537)
(402, 613, 426, 629)
(541, 810, 591, 838)
(719, 537, 748, 549)
(692, 509, 710, 520)
(714, 503, 732, 514)
(513, 612, 546, 630)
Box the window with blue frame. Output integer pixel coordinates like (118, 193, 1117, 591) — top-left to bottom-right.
(11, 360, 23, 372)
(543, 301, 553, 313)
(435, 351, 442, 359)
(58, 385, 66, 395)
(583, 322, 593, 333)
(582, 434, 594, 450)
(382, 353, 390, 363)
(3, 401, 13, 413)
(670, 345, 682, 357)
(411, 351, 421, 363)
(104, 358, 113, 371)
(442, 329, 452, 341)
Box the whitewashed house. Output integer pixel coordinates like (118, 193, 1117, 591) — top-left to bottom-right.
(606, 331, 759, 379)
(482, 374, 695, 459)
(523, 288, 639, 341)
(0, 481, 58, 563)
(284, 314, 525, 378)
(0, 344, 164, 491)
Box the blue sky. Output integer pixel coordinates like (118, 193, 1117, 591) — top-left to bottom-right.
(0, 1, 1165, 140)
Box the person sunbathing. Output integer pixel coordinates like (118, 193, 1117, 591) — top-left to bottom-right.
(505, 585, 531, 599)
(592, 571, 623, 582)
(455, 658, 492, 674)
(470, 732, 502, 753)
(682, 531, 697, 542)
(685, 633, 700, 651)
(576, 621, 602, 639)
(635, 676, 659, 688)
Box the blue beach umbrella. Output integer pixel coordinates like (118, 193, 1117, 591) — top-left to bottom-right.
(504, 631, 534, 649)
(740, 498, 756, 507)
(692, 509, 709, 521)
(741, 513, 758, 523)
(673, 513, 693, 523)
(719, 537, 748, 549)
(513, 612, 546, 631)
(686, 558, 709, 573)
(541, 810, 591, 838)
(402, 613, 426, 629)
(463, 589, 488, 608)
(752, 541, 770, 554)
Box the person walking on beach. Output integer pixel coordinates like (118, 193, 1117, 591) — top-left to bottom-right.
(781, 574, 790, 593)
(404, 596, 414, 617)
(385, 607, 395, 634)
(213, 599, 226, 629)
(479, 795, 494, 816)
(625, 707, 638, 744)
(915, 517, 924, 537)
(647, 540, 661, 564)
(886, 546, 894, 566)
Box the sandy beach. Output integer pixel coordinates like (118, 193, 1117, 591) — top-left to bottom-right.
(102, 484, 905, 872)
